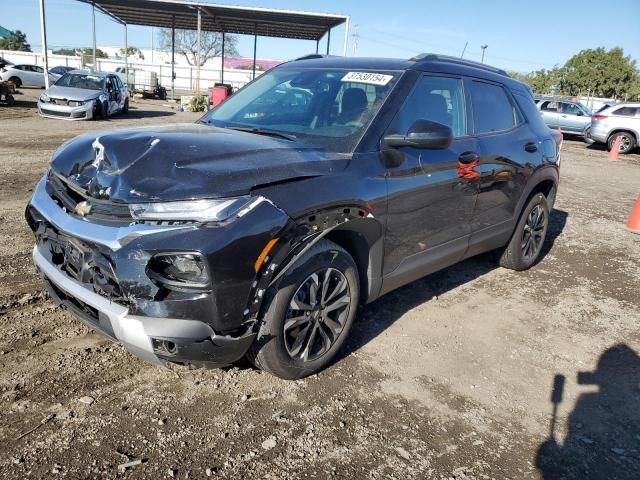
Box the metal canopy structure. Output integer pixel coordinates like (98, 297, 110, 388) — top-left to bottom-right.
(78, 0, 349, 41)
(51, 0, 350, 97)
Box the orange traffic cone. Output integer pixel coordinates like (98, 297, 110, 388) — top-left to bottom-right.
(626, 197, 640, 234)
(609, 135, 622, 161)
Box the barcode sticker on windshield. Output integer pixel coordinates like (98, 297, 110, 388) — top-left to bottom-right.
(341, 72, 393, 86)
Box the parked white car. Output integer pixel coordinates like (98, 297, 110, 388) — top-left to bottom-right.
(0, 64, 59, 88)
(590, 103, 640, 154)
(38, 70, 129, 120)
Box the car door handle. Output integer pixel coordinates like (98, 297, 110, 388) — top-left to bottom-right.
(458, 151, 480, 164)
(524, 142, 538, 153)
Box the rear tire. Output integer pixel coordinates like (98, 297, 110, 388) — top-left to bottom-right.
(8, 76, 21, 88)
(122, 98, 129, 114)
(247, 240, 359, 380)
(607, 132, 636, 154)
(498, 193, 549, 271)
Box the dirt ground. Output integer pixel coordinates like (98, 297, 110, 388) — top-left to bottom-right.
(1, 88, 639, 480)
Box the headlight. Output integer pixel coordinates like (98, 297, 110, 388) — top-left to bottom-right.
(39, 93, 49, 103)
(68, 100, 85, 107)
(129, 197, 252, 222)
(147, 253, 209, 287)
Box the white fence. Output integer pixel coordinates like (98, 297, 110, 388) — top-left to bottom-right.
(1, 49, 260, 93)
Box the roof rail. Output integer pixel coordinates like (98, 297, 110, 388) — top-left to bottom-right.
(410, 53, 509, 77)
(295, 54, 332, 61)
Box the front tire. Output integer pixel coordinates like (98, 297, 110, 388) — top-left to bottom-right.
(247, 240, 359, 379)
(122, 98, 129, 114)
(607, 132, 636, 154)
(8, 76, 21, 88)
(100, 100, 109, 120)
(498, 193, 549, 271)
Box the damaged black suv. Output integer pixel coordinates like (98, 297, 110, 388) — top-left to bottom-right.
(26, 54, 560, 379)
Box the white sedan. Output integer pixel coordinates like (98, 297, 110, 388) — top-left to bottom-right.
(0, 64, 60, 88)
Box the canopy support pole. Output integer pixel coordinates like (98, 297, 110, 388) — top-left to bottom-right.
(315, 40, 319, 54)
(92, 2, 97, 68)
(252, 29, 257, 80)
(326, 28, 331, 55)
(171, 15, 175, 100)
(39, 0, 49, 89)
(342, 17, 350, 56)
(124, 23, 128, 86)
(220, 32, 225, 84)
(196, 7, 201, 93)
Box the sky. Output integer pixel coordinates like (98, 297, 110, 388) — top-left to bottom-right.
(4, 0, 640, 73)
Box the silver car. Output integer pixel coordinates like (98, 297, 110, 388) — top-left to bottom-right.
(38, 70, 129, 121)
(590, 103, 640, 154)
(535, 97, 592, 142)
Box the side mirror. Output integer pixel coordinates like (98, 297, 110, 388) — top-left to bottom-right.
(383, 120, 453, 150)
(576, 110, 583, 116)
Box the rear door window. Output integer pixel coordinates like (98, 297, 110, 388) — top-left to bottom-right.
(540, 101, 559, 112)
(613, 107, 639, 117)
(469, 81, 518, 134)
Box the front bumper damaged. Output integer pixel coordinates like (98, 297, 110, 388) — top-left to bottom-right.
(34, 246, 257, 368)
(27, 175, 290, 368)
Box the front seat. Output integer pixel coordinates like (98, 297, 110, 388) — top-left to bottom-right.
(335, 88, 368, 125)
(424, 93, 452, 129)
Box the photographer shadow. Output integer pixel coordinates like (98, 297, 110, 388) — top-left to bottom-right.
(536, 344, 640, 479)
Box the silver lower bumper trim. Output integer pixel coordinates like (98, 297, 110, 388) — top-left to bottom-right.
(33, 246, 216, 367)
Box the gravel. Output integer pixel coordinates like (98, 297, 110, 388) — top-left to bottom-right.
(0, 88, 638, 479)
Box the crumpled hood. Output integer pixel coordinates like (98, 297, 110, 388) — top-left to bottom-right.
(50, 123, 348, 203)
(45, 85, 102, 102)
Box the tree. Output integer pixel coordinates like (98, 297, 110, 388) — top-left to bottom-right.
(52, 47, 108, 59)
(510, 68, 561, 95)
(561, 47, 637, 98)
(118, 46, 144, 60)
(0, 30, 31, 52)
(511, 48, 639, 99)
(52, 48, 78, 56)
(158, 29, 238, 66)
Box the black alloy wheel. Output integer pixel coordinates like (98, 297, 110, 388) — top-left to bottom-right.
(283, 268, 351, 362)
(521, 204, 546, 261)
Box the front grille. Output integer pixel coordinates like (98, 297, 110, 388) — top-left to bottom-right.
(27, 206, 124, 302)
(41, 108, 72, 118)
(46, 174, 132, 223)
(49, 98, 84, 107)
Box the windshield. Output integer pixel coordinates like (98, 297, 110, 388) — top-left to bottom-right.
(55, 73, 105, 90)
(201, 67, 401, 152)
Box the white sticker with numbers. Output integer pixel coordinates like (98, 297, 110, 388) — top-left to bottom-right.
(341, 71, 393, 86)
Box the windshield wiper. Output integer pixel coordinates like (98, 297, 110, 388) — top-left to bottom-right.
(226, 126, 297, 141)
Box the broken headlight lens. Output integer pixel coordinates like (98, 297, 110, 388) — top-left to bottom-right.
(147, 253, 209, 287)
(129, 197, 251, 222)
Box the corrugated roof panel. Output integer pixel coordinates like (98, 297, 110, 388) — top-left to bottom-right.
(78, 0, 347, 41)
